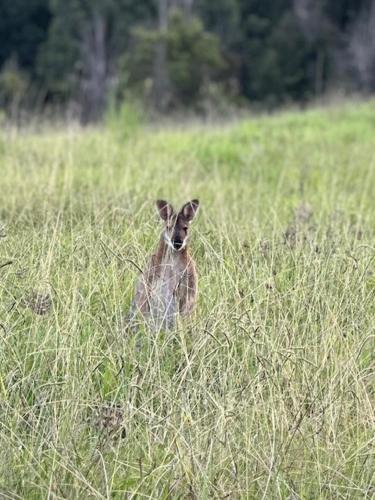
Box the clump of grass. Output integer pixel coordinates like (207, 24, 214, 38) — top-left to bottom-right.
(0, 101, 374, 498)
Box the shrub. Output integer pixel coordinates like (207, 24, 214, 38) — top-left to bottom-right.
(0, 59, 30, 116)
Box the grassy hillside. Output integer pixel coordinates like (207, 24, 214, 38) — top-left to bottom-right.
(0, 102, 374, 498)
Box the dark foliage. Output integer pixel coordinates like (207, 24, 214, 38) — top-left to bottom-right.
(0, 0, 374, 121)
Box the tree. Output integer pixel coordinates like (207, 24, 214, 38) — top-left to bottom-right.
(37, 0, 154, 122)
(150, 0, 199, 110)
(0, 0, 51, 74)
(122, 7, 224, 108)
(236, 0, 313, 104)
(347, 1, 375, 91)
(152, 0, 171, 110)
(197, 0, 240, 48)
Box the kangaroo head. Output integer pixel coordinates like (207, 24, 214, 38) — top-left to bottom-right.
(156, 199, 200, 251)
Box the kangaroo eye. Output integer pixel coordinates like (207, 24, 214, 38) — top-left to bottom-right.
(183, 226, 188, 231)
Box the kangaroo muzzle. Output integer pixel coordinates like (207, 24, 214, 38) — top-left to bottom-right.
(172, 239, 184, 250)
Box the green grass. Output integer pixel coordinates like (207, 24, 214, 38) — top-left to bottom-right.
(0, 101, 374, 499)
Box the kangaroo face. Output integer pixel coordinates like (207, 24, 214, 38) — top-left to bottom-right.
(156, 199, 199, 252)
(166, 214, 189, 251)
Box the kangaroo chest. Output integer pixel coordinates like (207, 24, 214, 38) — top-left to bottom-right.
(152, 253, 187, 299)
(145, 253, 187, 329)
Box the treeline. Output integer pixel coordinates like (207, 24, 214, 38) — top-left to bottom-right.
(1, 0, 375, 122)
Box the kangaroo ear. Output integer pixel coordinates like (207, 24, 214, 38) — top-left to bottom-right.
(156, 200, 175, 221)
(181, 199, 200, 222)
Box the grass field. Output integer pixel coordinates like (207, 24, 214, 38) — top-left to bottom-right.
(0, 101, 374, 499)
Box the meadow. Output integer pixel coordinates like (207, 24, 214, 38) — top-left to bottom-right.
(0, 102, 374, 498)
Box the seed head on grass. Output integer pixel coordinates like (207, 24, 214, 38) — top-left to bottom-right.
(26, 290, 52, 315)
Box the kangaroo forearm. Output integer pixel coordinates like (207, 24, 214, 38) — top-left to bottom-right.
(179, 273, 197, 315)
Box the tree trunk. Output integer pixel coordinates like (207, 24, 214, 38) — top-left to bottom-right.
(80, 11, 108, 123)
(315, 49, 324, 96)
(177, 0, 194, 17)
(152, 0, 171, 110)
(347, 2, 375, 92)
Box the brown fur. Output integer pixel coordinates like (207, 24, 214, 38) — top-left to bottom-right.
(130, 200, 199, 330)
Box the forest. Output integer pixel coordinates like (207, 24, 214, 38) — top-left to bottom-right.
(1, 0, 375, 122)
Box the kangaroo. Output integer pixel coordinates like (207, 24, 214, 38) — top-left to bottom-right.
(130, 199, 200, 330)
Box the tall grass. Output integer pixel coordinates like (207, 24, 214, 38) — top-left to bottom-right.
(0, 102, 374, 498)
